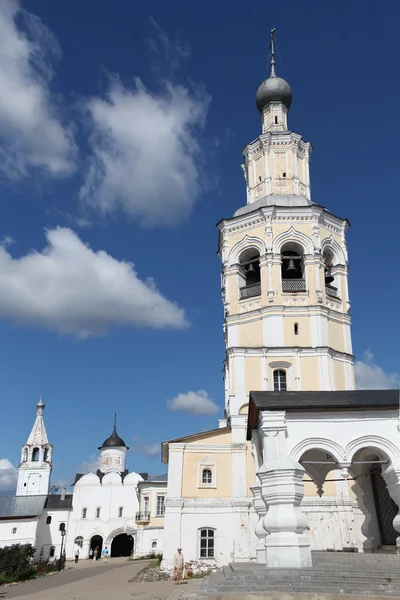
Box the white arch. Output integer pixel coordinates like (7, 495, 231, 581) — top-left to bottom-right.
(345, 436, 400, 465)
(272, 227, 313, 255)
(321, 236, 347, 265)
(228, 235, 265, 266)
(105, 527, 136, 546)
(290, 437, 345, 464)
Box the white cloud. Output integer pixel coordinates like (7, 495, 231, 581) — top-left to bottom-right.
(167, 390, 219, 416)
(0, 0, 76, 179)
(79, 454, 100, 474)
(0, 458, 18, 493)
(0, 227, 187, 337)
(80, 75, 209, 227)
(355, 350, 400, 390)
(142, 443, 160, 457)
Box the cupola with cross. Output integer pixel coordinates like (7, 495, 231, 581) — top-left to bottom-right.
(218, 29, 354, 421)
(17, 396, 53, 496)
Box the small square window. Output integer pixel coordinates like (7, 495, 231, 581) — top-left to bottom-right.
(12, 527, 17, 535)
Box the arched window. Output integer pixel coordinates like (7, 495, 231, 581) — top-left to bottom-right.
(202, 469, 213, 485)
(96, 507, 101, 519)
(239, 249, 261, 299)
(273, 369, 287, 392)
(49, 546, 55, 558)
(74, 536, 83, 548)
(152, 540, 157, 549)
(323, 249, 339, 298)
(59, 522, 66, 532)
(22, 448, 28, 462)
(199, 528, 215, 558)
(118, 506, 123, 518)
(281, 243, 306, 292)
(82, 508, 87, 519)
(32, 447, 40, 462)
(46, 516, 52, 525)
(44, 448, 49, 462)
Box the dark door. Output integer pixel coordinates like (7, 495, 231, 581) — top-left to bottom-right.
(370, 465, 398, 546)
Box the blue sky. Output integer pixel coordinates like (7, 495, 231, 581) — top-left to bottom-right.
(0, 0, 399, 493)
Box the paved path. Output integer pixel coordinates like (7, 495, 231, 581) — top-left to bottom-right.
(0, 558, 197, 600)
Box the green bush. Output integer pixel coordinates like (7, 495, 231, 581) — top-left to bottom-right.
(0, 544, 36, 583)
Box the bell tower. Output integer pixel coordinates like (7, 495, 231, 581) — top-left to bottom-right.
(17, 397, 52, 496)
(218, 30, 355, 422)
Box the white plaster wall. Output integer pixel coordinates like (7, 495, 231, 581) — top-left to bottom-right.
(64, 470, 141, 559)
(36, 508, 71, 561)
(0, 518, 38, 549)
(135, 527, 164, 556)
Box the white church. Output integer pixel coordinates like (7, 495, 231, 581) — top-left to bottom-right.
(0, 398, 167, 561)
(1, 31, 399, 570)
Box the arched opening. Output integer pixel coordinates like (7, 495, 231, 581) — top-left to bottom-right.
(32, 447, 40, 462)
(323, 248, 339, 298)
(349, 447, 397, 551)
(238, 249, 261, 299)
(281, 242, 306, 292)
(44, 448, 49, 462)
(202, 469, 212, 484)
(22, 448, 28, 462)
(111, 533, 134, 557)
(273, 369, 287, 391)
(90, 535, 103, 559)
(74, 536, 83, 548)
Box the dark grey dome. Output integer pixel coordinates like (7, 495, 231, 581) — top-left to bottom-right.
(99, 426, 127, 449)
(256, 75, 292, 112)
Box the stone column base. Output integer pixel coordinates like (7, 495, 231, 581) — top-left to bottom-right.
(266, 532, 312, 568)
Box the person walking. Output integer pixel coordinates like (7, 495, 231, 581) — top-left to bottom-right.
(89, 548, 93, 560)
(74, 548, 80, 563)
(102, 547, 109, 564)
(94, 547, 99, 561)
(173, 547, 184, 585)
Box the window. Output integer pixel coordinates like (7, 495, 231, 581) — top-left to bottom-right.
(32, 447, 39, 462)
(273, 369, 287, 392)
(46, 516, 52, 525)
(294, 322, 299, 335)
(12, 527, 17, 535)
(199, 529, 215, 558)
(49, 546, 55, 558)
(143, 496, 149, 514)
(152, 541, 157, 549)
(282, 172, 286, 178)
(202, 469, 213, 485)
(274, 115, 278, 124)
(156, 495, 165, 517)
(118, 506, 123, 518)
(281, 244, 305, 292)
(59, 522, 66, 532)
(96, 507, 101, 519)
(82, 508, 87, 519)
(74, 536, 83, 548)
(239, 249, 261, 299)
(44, 448, 49, 461)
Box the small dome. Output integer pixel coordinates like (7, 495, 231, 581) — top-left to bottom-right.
(256, 75, 292, 113)
(99, 426, 127, 449)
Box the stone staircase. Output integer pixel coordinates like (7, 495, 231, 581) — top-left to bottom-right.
(197, 552, 400, 597)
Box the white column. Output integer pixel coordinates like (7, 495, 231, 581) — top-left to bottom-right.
(231, 416, 248, 497)
(251, 483, 268, 563)
(382, 465, 400, 552)
(166, 443, 185, 497)
(161, 443, 185, 571)
(257, 411, 312, 568)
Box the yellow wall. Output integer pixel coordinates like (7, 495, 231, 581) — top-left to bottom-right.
(283, 315, 311, 347)
(182, 451, 233, 497)
(298, 356, 320, 391)
(303, 474, 336, 496)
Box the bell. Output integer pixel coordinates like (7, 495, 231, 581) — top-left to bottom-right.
(325, 267, 334, 285)
(286, 259, 297, 273)
(246, 262, 258, 284)
(246, 263, 256, 273)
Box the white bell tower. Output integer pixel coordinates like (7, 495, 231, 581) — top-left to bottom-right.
(16, 397, 52, 496)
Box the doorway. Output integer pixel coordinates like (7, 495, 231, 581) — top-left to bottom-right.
(370, 465, 398, 546)
(111, 533, 134, 557)
(90, 535, 103, 559)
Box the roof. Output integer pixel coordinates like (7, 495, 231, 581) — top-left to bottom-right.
(161, 427, 230, 463)
(247, 389, 400, 440)
(45, 494, 73, 510)
(99, 425, 128, 449)
(138, 473, 168, 484)
(0, 495, 47, 519)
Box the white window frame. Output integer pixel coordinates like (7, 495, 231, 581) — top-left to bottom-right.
(268, 361, 293, 391)
(273, 369, 287, 391)
(198, 456, 217, 489)
(198, 528, 216, 559)
(156, 495, 165, 517)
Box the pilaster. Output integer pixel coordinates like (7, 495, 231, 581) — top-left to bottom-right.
(251, 483, 268, 563)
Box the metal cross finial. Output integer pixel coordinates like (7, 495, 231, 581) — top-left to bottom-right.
(270, 28, 276, 77)
(114, 412, 117, 429)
